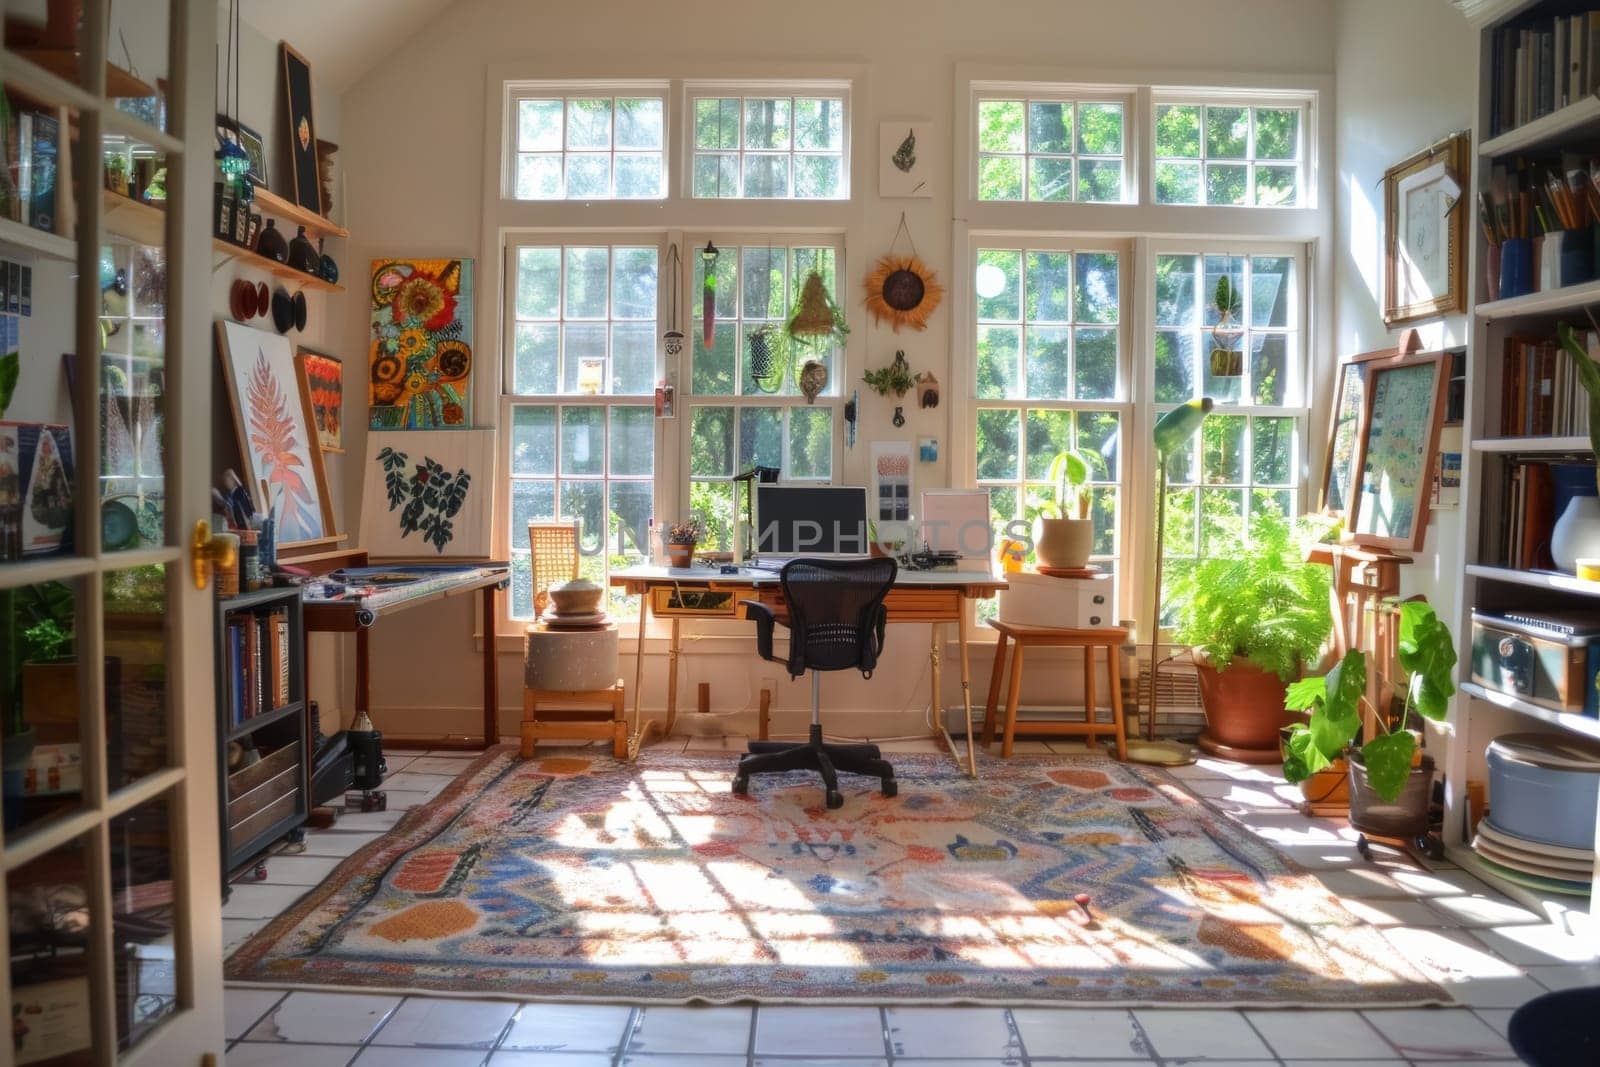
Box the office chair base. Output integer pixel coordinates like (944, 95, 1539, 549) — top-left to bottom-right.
(732, 725, 896, 808)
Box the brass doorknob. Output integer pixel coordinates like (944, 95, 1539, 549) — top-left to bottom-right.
(191, 520, 237, 590)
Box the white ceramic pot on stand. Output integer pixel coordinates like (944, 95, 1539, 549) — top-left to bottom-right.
(1551, 495, 1600, 572)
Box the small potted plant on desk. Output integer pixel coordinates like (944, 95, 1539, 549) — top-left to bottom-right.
(665, 517, 702, 569)
(3, 583, 75, 810)
(1166, 511, 1333, 763)
(1281, 600, 1456, 858)
(1032, 449, 1092, 570)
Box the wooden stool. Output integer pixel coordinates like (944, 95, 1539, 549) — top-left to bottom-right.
(982, 620, 1130, 760)
(522, 679, 627, 759)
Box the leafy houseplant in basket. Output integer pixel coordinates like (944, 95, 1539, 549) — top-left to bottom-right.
(665, 518, 702, 569)
(1166, 510, 1333, 763)
(1032, 449, 1093, 570)
(1282, 600, 1456, 851)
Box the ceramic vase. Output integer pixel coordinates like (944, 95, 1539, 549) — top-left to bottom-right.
(255, 218, 287, 262)
(1551, 495, 1600, 572)
(288, 225, 320, 274)
(1032, 516, 1093, 569)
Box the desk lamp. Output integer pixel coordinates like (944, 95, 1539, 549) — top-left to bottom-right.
(733, 465, 780, 564)
(1128, 397, 1213, 767)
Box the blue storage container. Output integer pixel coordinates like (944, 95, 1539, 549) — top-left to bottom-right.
(1486, 733, 1600, 850)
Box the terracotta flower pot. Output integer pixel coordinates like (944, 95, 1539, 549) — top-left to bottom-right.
(1194, 656, 1296, 764)
(666, 543, 694, 569)
(1032, 516, 1093, 569)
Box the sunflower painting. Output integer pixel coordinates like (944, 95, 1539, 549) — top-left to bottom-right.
(369, 258, 473, 430)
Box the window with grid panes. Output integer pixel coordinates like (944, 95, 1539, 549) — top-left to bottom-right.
(691, 92, 847, 198)
(506, 242, 659, 617)
(973, 246, 1124, 566)
(975, 96, 1127, 203)
(1153, 100, 1306, 207)
(1154, 252, 1301, 562)
(687, 241, 841, 550)
(510, 91, 666, 199)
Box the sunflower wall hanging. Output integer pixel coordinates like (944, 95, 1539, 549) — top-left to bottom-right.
(369, 258, 474, 430)
(863, 213, 943, 332)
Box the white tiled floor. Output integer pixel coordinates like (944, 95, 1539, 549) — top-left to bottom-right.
(220, 742, 1590, 1066)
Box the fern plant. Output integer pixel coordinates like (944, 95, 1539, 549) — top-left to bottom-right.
(1166, 510, 1333, 681)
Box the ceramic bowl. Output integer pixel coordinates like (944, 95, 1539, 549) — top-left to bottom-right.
(548, 578, 604, 616)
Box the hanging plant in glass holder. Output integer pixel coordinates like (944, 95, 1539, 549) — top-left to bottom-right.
(747, 324, 782, 390)
(1209, 273, 1244, 379)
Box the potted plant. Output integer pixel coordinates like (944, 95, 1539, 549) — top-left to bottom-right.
(665, 518, 702, 569)
(862, 350, 914, 399)
(1167, 511, 1333, 763)
(1209, 275, 1244, 378)
(1282, 600, 1456, 842)
(1032, 449, 1093, 570)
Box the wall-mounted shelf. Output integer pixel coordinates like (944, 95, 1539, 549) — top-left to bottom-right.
(100, 191, 345, 292)
(251, 188, 347, 240)
(8, 51, 156, 98)
(0, 215, 75, 260)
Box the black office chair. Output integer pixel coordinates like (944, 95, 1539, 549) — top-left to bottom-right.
(736, 557, 899, 809)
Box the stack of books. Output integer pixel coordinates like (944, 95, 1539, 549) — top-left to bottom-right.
(223, 607, 292, 729)
(1501, 331, 1595, 438)
(1489, 11, 1600, 137)
(0, 91, 60, 233)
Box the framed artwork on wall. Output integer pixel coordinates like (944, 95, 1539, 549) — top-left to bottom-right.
(234, 120, 268, 188)
(360, 429, 495, 559)
(280, 43, 322, 213)
(1347, 349, 1450, 552)
(216, 320, 336, 549)
(294, 347, 343, 452)
(879, 121, 933, 198)
(368, 258, 473, 429)
(1383, 133, 1469, 325)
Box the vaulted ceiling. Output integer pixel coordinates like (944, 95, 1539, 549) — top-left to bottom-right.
(238, 0, 457, 91)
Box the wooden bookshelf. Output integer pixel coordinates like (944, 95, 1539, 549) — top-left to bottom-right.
(1470, 434, 1591, 453)
(1475, 276, 1600, 321)
(1479, 91, 1600, 158)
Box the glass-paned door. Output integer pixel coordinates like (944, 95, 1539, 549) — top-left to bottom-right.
(2, 2, 224, 1062)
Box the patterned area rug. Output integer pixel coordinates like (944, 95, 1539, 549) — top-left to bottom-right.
(226, 749, 1448, 1006)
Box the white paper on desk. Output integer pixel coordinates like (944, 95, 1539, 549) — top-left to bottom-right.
(920, 489, 992, 562)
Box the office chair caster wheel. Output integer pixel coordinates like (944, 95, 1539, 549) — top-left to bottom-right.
(1356, 834, 1373, 860)
(731, 775, 749, 795)
(881, 779, 898, 798)
(825, 789, 844, 810)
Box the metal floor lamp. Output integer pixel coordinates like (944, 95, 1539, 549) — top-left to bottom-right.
(1127, 397, 1213, 767)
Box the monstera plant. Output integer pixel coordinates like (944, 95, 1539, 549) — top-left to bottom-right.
(1281, 600, 1456, 804)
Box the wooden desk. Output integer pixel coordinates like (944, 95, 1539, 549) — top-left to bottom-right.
(609, 566, 1007, 777)
(290, 551, 510, 749)
(983, 619, 1131, 760)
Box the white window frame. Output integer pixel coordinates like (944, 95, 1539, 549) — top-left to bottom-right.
(680, 232, 847, 551)
(501, 81, 670, 201)
(1148, 239, 1311, 557)
(952, 64, 1333, 632)
(683, 81, 852, 200)
(500, 232, 667, 620)
(969, 236, 1134, 570)
(971, 86, 1136, 205)
(1150, 90, 1314, 210)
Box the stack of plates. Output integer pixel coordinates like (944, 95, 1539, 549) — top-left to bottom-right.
(1472, 819, 1593, 895)
(539, 609, 610, 631)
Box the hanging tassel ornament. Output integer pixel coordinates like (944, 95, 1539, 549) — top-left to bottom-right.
(701, 241, 720, 348)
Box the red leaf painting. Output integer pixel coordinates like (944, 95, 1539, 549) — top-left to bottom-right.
(247, 349, 318, 541)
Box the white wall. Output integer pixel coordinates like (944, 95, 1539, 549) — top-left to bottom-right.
(1333, 0, 1474, 613)
(335, 0, 1339, 741)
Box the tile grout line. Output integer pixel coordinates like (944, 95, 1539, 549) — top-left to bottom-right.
(1233, 1008, 1289, 1066)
